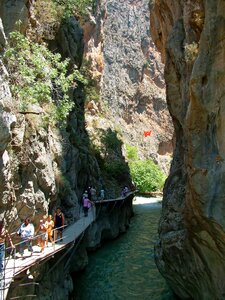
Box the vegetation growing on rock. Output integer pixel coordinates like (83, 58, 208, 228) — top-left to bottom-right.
(125, 144, 165, 192)
(184, 42, 199, 62)
(129, 159, 165, 192)
(3, 31, 86, 126)
(53, 0, 94, 18)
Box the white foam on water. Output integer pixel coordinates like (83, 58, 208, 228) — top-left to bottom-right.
(133, 196, 162, 205)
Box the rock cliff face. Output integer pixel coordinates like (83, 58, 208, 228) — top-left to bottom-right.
(0, 0, 103, 228)
(0, 0, 173, 298)
(0, 0, 134, 298)
(83, 0, 173, 173)
(151, 1, 225, 299)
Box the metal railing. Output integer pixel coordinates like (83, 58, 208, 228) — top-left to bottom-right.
(0, 224, 68, 297)
(0, 191, 136, 299)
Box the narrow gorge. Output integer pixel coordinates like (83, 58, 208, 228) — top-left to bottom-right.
(0, 0, 172, 298)
(2, 0, 223, 299)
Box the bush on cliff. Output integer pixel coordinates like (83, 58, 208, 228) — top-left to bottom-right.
(104, 160, 129, 182)
(125, 144, 138, 161)
(3, 31, 86, 126)
(129, 160, 165, 192)
(53, 0, 94, 18)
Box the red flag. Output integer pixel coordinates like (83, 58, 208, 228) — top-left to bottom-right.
(144, 131, 152, 137)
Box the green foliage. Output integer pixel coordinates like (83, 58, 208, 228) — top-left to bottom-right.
(53, 0, 93, 18)
(125, 144, 138, 161)
(29, 0, 95, 41)
(129, 160, 166, 192)
(3, 31, 86, 126)
(101, 129, 122, 153)
(30, 0, 61, 41)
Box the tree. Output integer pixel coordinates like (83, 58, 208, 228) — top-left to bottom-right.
(129, 160, 165, 192)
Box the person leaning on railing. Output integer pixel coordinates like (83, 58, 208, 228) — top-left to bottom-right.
(0, 219, 15, 276)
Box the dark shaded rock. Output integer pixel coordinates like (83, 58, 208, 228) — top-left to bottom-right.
(57, 17, 84, 67)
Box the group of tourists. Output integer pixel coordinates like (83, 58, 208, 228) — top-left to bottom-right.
(82, 186, 105, 217)
(0, 184, 134, 278)
(18, 208, 65, 257)
(83, 186, 105, 202)
(0, 207, 65, 276)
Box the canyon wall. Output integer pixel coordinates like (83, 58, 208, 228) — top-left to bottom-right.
(0, 0, 134, 298)
(84, 0, 173, 173)
(0, 0, 173, 298)
(0, 0, 103, 229)
(151, 0, 225, 299)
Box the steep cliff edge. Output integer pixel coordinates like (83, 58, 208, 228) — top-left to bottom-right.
(151, 1, 225, 299)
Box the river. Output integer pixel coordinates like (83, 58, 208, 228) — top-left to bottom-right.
(74, 197, 175, 300)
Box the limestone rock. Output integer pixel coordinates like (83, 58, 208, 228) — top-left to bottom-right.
(0, 18, 6, 50)
(151, 0, 225, 299)
(0, 0, 29, 36)
(57, 17, 84, 67)
(86, 100, 99, 115)
(0, 62, 16, 154)
(84, 0, 173, 173)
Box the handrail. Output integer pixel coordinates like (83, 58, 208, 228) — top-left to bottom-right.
(5, 224, 68, 251)
(3, 193, 135, 254)
(5, 191, 136, 243)
(1, 191, 136, 299)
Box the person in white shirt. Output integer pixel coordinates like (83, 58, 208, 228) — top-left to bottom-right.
(17, 217, 34, 257)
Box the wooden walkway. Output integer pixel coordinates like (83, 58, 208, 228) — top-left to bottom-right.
(1, 191, 135, 300)
(2, 207, 96, 300)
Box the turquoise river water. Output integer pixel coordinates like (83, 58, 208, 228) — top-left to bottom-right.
(74, 197, 175, 300)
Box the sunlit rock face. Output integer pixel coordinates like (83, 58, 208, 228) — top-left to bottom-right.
(151, 0, 225, 299)
(84, 0, 173, 173)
